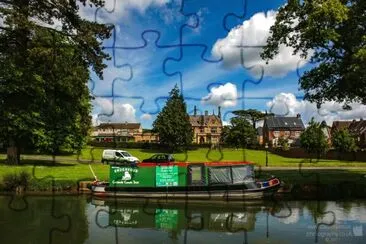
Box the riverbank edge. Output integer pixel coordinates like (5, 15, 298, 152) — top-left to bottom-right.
(1, 180, 366, 201)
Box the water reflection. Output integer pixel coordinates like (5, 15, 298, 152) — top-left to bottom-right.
(1, 196, 366, 243)
(89, 198, 366, 244)
(0, 195, 88, 244)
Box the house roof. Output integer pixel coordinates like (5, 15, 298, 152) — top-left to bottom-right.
(349, 120, 366, 134)
(95, 123, 141, 130)
(331, 121, 353, 131)
(264, 116, 305, 130)
(189, 115, 222, 127)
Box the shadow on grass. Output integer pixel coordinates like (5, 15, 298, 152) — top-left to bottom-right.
(0, 159, 76, 167)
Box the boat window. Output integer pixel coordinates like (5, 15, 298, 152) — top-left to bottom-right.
(232, 166, 255, 184)
(208, 167, 232, 185)
(188, 165, 205, 185)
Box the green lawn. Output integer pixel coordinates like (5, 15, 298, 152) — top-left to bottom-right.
(0, 160, 110, 182)
(1, 147, 366, 184)
(77, 147, 366, 167)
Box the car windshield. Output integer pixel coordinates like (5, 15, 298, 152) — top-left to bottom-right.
(121, 152, 131, 157)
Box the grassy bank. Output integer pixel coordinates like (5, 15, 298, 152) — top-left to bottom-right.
(1, 147, 366, 192)
(3, 147, 364, 167)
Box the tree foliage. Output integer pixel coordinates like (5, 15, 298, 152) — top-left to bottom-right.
(331, 128, 358, 153)
(152, 86, 193, 152)
(278, 136, 290, 151)
(0, 0, 112, 164)
(232, 109, 273, 128)
(261, 0, 366, 105)
(300, 118, 329, 158)
(221, 116, 257, 148)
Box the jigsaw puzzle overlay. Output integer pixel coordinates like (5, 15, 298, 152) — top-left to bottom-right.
(2, 0, 366, 244)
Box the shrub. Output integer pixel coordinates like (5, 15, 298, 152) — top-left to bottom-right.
(27, 179, 77, 192)
(2, 171, 31, 191)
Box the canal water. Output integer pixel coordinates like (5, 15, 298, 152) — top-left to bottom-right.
(1, 196, 366, 243)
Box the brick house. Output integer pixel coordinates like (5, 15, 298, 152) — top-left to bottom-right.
(330, 119, 366, 148)
(330, 121, 353, 135)
(263, 114, 305, 147)
(189, 106, 223, 144)
(348, 119, 366, 148)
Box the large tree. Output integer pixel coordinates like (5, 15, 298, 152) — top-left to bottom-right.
(153, 85, 193, 152)
(0, 0, 112, 164)
(232, 109, 273, 128)
(261, 0, 366, 106)
(221, 116, 257, 148)
(300, 118, 329, 159)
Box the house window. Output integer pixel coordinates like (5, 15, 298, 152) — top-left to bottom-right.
(200, 128, 204, 133)
(294, 131, 301, 138)
(211, 127, 217, 133)
(273, 131, 280, 138)
(284, 131, 290, 138)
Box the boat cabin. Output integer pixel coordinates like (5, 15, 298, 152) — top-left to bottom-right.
(109, 162, 259, 189)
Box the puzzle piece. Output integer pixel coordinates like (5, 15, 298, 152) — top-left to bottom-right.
(94, 0, 199, 48)
(6, 0, 366, 243)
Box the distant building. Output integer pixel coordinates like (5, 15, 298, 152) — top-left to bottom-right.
(92, 122, 157, 143)
(348, 119, 366, 148)
(257, 127, 263, 145)
(330, 119, 366, 148)
(133, 130, 159, 143)
(263, 114, 305, 147)
(330, 121, 353, 135)
(92, 122, 142, 142)
(189, 106, 223, 144)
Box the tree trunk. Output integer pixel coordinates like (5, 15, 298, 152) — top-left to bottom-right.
(7, 139, 20, 165)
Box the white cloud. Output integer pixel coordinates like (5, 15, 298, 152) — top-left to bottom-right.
(93, 98, 137, 123)
(201, 83, 238, 107)
(212, 10, 307, 78)
(222, 120, 231, 126)
(140, 113, 152, 121)
(79, 0, 170, 23)
(266, 93, 366, 126)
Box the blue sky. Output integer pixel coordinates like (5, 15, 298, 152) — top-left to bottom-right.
(81, 0, 366, 128)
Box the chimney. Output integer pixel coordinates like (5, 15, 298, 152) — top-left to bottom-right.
(296, 113, 301, 118)
(205, 110, 208, 116)
(218, 106, 221, 118)
(194, 106, 197, 116)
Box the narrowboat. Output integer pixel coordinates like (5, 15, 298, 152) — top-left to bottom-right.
(90, 161, 281, 200)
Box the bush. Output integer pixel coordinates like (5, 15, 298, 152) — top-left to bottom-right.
(2, 171, 31, 191)
(27, 179, 77, 191)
